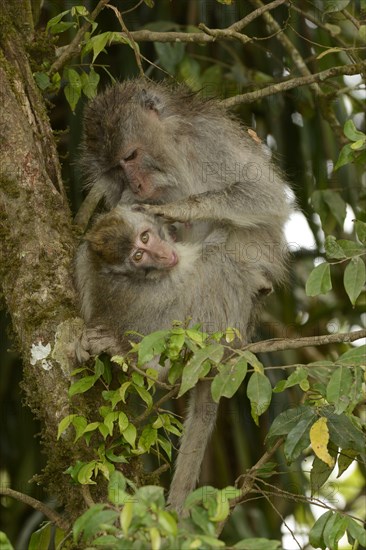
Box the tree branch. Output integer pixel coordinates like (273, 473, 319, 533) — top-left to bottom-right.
(228, 0, 288, 32)
(0, 487, 70, 531)
(52, 0, 288, 61)
(222, 62, 366, 107)
(243, 329, 365, 354)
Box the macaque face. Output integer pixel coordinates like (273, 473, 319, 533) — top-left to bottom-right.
(86, 209, 179, 277)
(129, 224, 178, 271)
(82, 87, 181, 207)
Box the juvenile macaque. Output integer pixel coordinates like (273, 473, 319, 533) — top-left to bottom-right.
(75, 205, 262, 513)
(78, 79, 291, 513)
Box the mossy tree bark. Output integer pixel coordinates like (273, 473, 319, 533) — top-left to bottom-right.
(0, 3, 85, 517)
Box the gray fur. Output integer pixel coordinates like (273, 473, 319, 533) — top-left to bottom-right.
(78, 79, 291, 514)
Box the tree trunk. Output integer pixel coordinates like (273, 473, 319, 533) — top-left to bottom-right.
(0, 3, 84, 516)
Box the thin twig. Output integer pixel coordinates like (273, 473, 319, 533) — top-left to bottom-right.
(107, 4, 144, 76)
(134, 387, 179, 424)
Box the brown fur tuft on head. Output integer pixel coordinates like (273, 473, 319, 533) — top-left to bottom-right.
(85, 213, 134, 265)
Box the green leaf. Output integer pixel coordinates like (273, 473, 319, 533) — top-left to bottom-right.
(57, 414, 76, 439)
(273, 367, 308, 393)
(138, 330, 168, 366)
(168, 327, 185, 358)
(334, 143, 354, 170)
(306, 262, 332, 296)
(312, 190, 346, 228)
(322, 191, 347, 227)
(33, 72, 51, 91)
(73, 504, 118, 542)
(103, 412, 118, 436)
(139, 426, 158, 451)
(323, 409, 365, 452)
(337, 449, 358, 477)
(266, 405, 316, 445)
(351, 138, 366, 150)
(108, 471, 127, 505)
(46, 10, 71, 32)
(233, 539, 281, 549)
(157, 436, 172, 460)
(120, 501, 134, 534)
(178, 343, 223, 397)
(118, 412, 129, 433)
(154, 42, 185, 73)
(211, 358, 247, 402)
(73, 415, 88, 441)
(247, 372, 272, 425)
(28, 524, 52, 550)
(344, 119, 366, 142)
(64, 68, 82, 112)
(324, 236, 346, 259)
(71, 5, 89, 16)
(122, 423, 137, 448)
(158, 510, 177, 536)
(81, 68, 100, 100)
(326, 366, 353, 413)
(355, 220, 366, 244)
(69, 375, 97, 397)
(309, 510, 333, 549)
(310, 445, 337, 494)
(84, 32, 112, 63)
(344, 257, 365, 305)
(338, 239, 365, 257)
(135, 385, 153, 408)
(77, 461, 97, 485)
(347, 518, 366, 546)
(323, 0, 350, 15)
(323, 512, 348, 549)
(284, 415, 314, 461)
(337, 345, 366, 366)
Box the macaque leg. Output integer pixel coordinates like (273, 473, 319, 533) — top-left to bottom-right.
(168, 379, 218, 515)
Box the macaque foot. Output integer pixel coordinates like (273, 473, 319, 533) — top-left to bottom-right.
(76, 326, 122, 362)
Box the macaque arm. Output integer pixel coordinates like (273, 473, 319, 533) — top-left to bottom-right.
(168, 380, 218, 515)
(135, 182, 287, 229)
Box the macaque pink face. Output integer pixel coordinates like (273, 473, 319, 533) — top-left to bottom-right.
(119, 147, 161, 201)
(130, 226, 178, 270)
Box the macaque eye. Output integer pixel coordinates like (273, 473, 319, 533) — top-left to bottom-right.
(133, 250, 144, 262)
(124, 150, 138, 162)
(140, 231, 149, 244)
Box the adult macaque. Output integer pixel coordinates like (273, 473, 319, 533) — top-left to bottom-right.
(78, 79, 290, 513)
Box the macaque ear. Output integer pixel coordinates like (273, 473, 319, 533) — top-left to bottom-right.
(138, 88, 163, 117)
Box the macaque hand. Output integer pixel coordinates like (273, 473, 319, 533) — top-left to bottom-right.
(132, 202, 190, 223)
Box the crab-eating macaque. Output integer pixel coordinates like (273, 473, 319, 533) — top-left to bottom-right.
(78, 79, 291, 513)
(80, 79, 290, 282)
(75, 205, 268, 514)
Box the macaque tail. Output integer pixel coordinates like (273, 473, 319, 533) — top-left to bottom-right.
(168, 380, 218, 515)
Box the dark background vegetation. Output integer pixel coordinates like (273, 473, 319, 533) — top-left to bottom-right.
(0, 1, 364, 547)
